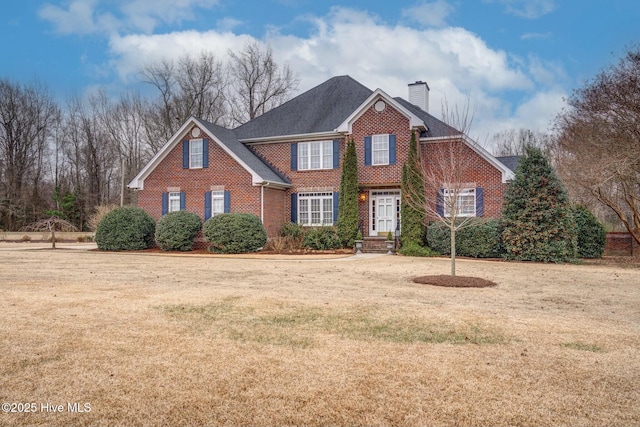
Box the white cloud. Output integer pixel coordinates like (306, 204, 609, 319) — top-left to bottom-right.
(86, 5, 563, 137)
(39, 0, 220, 35)
(38, 0, 102, 35)
(487, 0, 556, 19)
(401, 0, 455, 28)
(109, 30, 254, 82)
(521, 31, 552, 40)
(512, 90, 566, 131)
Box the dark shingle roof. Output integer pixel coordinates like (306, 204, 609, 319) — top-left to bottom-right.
(198, 118, 290, 185)
(393, 97, 462, 138)
(495, 155, 521, 172)
(233, 75, 373, 140)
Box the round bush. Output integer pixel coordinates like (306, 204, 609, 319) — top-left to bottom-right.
(95, 206, 155, 251)
(155, 211, 202, 251)
(203, 213, 267, 254)
(573, 205, 606, 258)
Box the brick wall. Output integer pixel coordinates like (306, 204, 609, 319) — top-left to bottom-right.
(421, 139, 506, 219)
(262, 186, 286, 236)
(351, 102, 412, 185)
(605, 232, 640, 256)
(138, 125, 282, 235)
(136, 102, 508, 241)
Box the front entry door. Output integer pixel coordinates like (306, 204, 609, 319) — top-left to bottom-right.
(370, 190, 400, 237)
(376, 196, 394, 234)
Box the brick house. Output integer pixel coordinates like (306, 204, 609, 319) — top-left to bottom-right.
(129, 75, 515, 244)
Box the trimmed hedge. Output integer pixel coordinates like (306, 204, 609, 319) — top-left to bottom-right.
(155, 211, 202, 251)
(303, 226, 342, 250)
(573, 205, 606, 258)
(203, 213, 267, 254)
(426, 219, 503, 258)
(95, 206, 156, 251)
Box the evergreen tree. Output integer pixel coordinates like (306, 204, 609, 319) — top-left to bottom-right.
(502, 146, 577, 262)
(337, 138, 359, 247)
(401, 131, 426, 246)
(572, 205, 606, 258)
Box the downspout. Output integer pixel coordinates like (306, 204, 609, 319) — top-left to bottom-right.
(261, 184, 265, 223)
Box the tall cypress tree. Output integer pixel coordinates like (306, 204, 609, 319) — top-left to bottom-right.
(401, 131, 426, 246)
(502, 146, 577, 262)
(337, 138, 359, 247)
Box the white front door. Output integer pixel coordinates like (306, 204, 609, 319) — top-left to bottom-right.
(376, 196, 394, 234)
(370, 190, 401, 237)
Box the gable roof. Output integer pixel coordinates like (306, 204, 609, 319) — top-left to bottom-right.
(130, 75, 515, 189)
(233, 75, 373, 141)
(335, 88, 427, 133)
(128, 117, 290, 190)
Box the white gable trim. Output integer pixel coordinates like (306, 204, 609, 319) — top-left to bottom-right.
(421, 134, 515, 183)
(335, 89, 426, 133)
(128, 117, 288, 190)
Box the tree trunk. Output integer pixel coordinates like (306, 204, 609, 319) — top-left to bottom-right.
(450, 226, 456, 276)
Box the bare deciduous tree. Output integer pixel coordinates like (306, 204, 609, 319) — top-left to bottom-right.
(404, 102, 483, 276)
(26, 215, 77, 249)
(227, 42, 299, 125)
(60, 94, 119, 229)
(491, 128, 553, 157)
(555, 47, 640, 245)
(141, 51, 228, 145)
(0, 79, 59, 230)
(95, 90, 151, 205)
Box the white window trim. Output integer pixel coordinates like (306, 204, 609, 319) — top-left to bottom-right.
(211, 190, 225, 217)
(168, 191, 181, 213)
(443, 188, 476, 218)
(189, 138, 203, 169)
(298, 192, 334, 226)
(372, 134, 389, 166)
(298, 141, 333, 171)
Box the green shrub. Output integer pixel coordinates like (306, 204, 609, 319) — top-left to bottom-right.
(337, 138, 359, 247)
(573, 205, 606, 258)
(203, 213, 267, 254)
(277, 222, 306, 250)
(427, 219, 503, 258)
(400, 131, 427, 247)
(398, 241, 439, 257)
(95, 206, 155, 251)
(502, 146, 577, 262)
(280, 222, 306, 239)
(155, 211, 202, 251)
(303, 226, 342, 250)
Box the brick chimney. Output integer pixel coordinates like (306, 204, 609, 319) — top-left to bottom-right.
(408, 81, 430, 113)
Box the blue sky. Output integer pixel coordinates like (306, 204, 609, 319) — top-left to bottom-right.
(1, 0, 638, 143)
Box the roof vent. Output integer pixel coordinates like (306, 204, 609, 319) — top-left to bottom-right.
(408, 81, 430, 113)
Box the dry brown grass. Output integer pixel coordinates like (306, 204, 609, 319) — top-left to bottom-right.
(1, 249, 639, 426)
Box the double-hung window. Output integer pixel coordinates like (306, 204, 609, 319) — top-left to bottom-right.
(443, 188, 476, 217)
(168, 192, 181, 213)
(298, 141, 333, 170)
(372, 134, 389, 165)
(211, 190, 225, 217)
(298, 192, 333, 226)
(190, 139, 203, 168)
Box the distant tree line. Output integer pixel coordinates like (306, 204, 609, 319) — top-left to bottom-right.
(0, 42, 298, 231)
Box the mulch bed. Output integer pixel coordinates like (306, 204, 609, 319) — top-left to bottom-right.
(412, 275, 498, 288)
